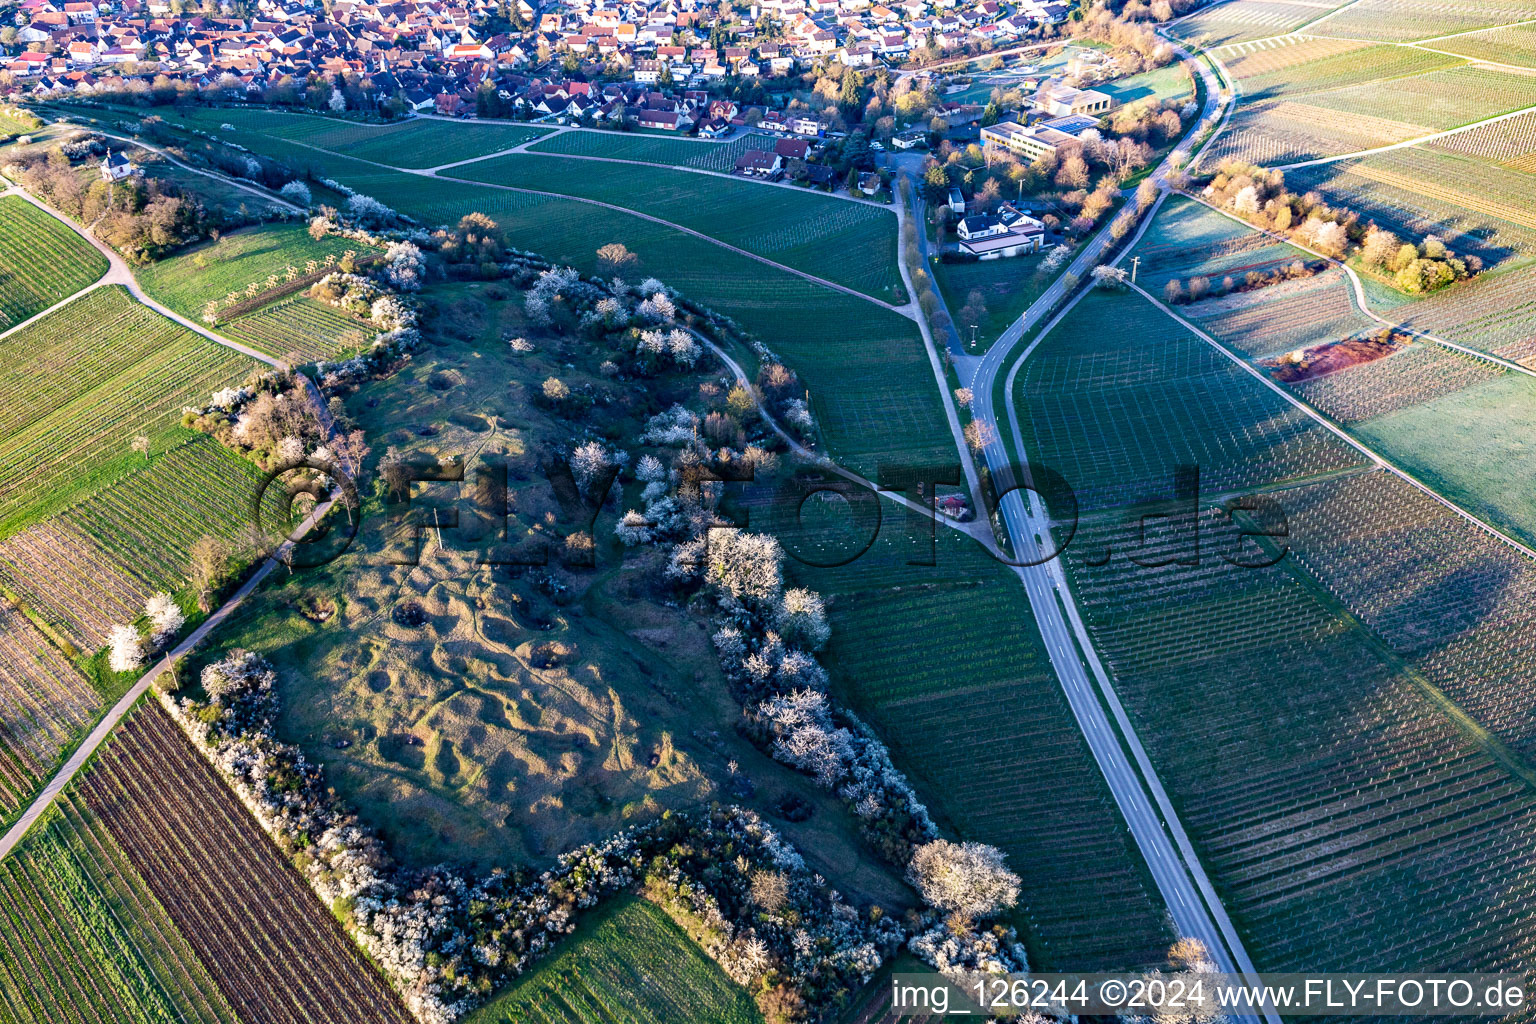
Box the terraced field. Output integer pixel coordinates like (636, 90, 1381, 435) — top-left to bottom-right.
(81, 704, 414, 1024)
(0, 110, 34, 141)
(1291, 343, 1502, 421)
(1218, 35, 1374, 78)
(0, 605, 100, 820)
(0, 789, 240, 1024)
(1228, 44, 1461, 100)
(463, 896, 763, 1024)
(0, 197, 108, 330)
(1129, 194, 1309, 289)
(1279, 470, 1536, 763)
(1302, 66, 1536, 131)
(1432, 109, 1536, 171)
(1170, 3, 1342, 47)
(1190, 270, 1378, 357)
(1309, 0, 1536, 42)
(0, 287, 260, 533)
(1433, 21, 1536, 66)
(1397, 262, 1536, 361)
(223, 296, 375, 362)
(1017, 290, 1366, 512)
(447, 154, 905, 302)
(527, 129, 778, 171)
(1205, 100, 1426, 165)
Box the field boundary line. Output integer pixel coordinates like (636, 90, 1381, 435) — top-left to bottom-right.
(426, 147, 895, 215)
(699, 330, 997, 549)
(0, 273, 110, 345)
(1270, 100, 1536, 169)
(5, 186, 287, 369)
(1128, 278, 1536, 564)
(210, 129, 910, 312)
(1409, 16, 1536, 45)
(1403, 43, 1536, 72)
(427, 165, 913, 311)
(0, 492, 335, 862)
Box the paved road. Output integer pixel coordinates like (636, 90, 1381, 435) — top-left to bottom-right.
(0, 190, 351, 862)
(0, 488, 335, 861)
(956, 40, 1279, 1023)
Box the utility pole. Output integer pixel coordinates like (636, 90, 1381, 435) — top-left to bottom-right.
(1130, 254, 1141, 285)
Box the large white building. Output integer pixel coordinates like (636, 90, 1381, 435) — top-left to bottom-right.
(979, 120, 1083, 162)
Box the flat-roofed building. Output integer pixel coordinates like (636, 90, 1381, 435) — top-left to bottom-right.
(979, 120, 1083, 162)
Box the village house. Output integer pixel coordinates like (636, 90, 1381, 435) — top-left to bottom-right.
(735, 149, 783, 179)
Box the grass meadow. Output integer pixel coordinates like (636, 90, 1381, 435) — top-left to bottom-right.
(136, 222, 371, 318)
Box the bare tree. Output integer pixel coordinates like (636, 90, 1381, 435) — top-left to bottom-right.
(188, 535, 233, 613)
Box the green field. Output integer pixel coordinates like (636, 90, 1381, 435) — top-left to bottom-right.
(0, 286, 260, 534)
(1233, 44, 1462, 99)
(105, 107, 948, 477)
(464, 897, 762, 1024)
(447, 154, 905, 302)
(1096, 64, 1195, 108)
(191, 107, 548, 168)
(932, 254, 1050, 345)
(0, 792, 240, 1024)
(1352, 371, 1536, 545)
(527, 129, 777, 172)
(0, 196, 108, 329)
(136, 223, 368, 319)
(782, 521, 1173, 970)
(223, 295, 375, 362)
